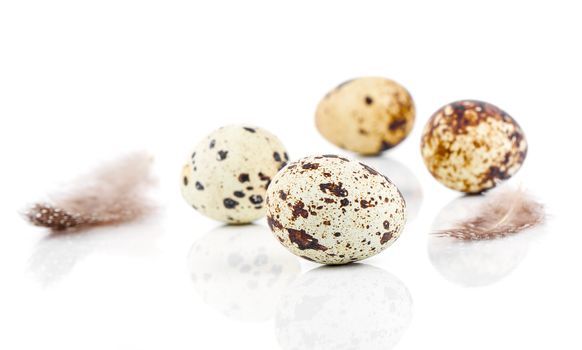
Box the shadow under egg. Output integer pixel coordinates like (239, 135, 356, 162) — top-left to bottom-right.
(428, 195, 545, 287)
(188, 224, 301, 322)
(354, 156, 423, 220)
(28, 218, 162, 286)
(275, 263, 412, 350)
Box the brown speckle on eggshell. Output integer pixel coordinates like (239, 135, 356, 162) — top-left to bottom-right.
(266, 155, 407, 265)
(315, 77, 415, 155)
(420, 100, 527, 193)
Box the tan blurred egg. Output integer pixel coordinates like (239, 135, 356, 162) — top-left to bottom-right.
(421, 100, 527, 193)
(315, 77, 415, 155)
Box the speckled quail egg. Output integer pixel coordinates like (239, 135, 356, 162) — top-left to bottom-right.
(315, 77, 415, 155)
(421, 100, 527, 193)
(265, 155, 406, 265)
(181, 125, 289, 224)
(275, 264, 412, 350)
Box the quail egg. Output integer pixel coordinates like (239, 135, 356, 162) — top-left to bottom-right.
(315, 77, 415, 155)
(421, 100, 527, 193)
(265, 155, 406, 264)
(181, 125, 288, 224)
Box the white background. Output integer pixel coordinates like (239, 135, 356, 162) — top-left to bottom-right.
(1, 1, 580, 349)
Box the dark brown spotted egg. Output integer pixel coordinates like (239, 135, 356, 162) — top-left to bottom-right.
(421, 100, 527, 193)
(181, 125, 289, 224)
(265, 155, 406, 265)
(315, 77, 415, 155)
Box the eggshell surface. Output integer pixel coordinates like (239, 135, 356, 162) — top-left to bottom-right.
(315, 77, 415, 155)
(266, 155, 406, 264)
(421, 100, 527, 193)
(181, 125, 288, 224)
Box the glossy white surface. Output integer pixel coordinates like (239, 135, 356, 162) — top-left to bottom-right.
(1, 1, 580, 349)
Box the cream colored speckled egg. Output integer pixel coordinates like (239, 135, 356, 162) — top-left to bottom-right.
(265, 155, 406, 265)
(421, 100, 527, 193)
(315, 77, 415, 155)
(181, 125, 288, 224)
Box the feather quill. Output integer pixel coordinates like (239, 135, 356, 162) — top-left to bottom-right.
(24, 152, 156, 232)
(434, 188, 545, 240)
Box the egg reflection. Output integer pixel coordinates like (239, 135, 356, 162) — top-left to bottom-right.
(354, 156, 422, 220)
(275, 264, 412, 350)
(188, 224, 301, 322)
(428, 195, 544, 287)
(29, 220, 162, 286)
